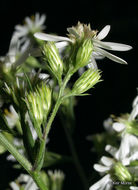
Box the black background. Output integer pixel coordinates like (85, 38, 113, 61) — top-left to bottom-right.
(0, 0, 138, 189)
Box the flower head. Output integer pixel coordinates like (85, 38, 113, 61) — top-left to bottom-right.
(34, 22, 132, 69)
(14, 13, 46, 39)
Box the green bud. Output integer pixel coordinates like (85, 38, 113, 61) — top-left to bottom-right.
(75, 39, 93, 70)
(72, 69, 101, 94)
(113, 162, 132, 182)
(48, 170, 65, 190)
(43, 42, 63, 81)
(25, 83, 52, 138)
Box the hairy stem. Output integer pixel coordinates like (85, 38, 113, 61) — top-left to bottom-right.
(0, 132, 48, 190)
(34, 69, 73, 171)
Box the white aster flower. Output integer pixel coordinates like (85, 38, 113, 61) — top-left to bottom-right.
(105, 134, 138, 165)
(89, 174, 113, 190)
(0, 35, 23, 69)
(14, 13, 46, 39)
(9, 13, 47, 65)
(4, 105, 19, 128)
(130, 187, 138, 190)
(112, 94, 138, 133)
(10, 174, 38, 190)
(34, 22, 132, 69)
(103, 117, 114, 133)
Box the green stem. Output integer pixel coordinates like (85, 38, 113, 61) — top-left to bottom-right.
(0, 132, 32, 173)
(44, 69, 73, 140)
(0, 132, 48, 190)
(34, 70, 73, 171)
(31, 171, 48, 190)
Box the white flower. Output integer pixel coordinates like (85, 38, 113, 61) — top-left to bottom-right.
(129, 94, 138, 121)
(112, 94, 138, 133)
(4, 105, 19, 128)
(105, 134, 138, 165)
(10, 174, 38, 190)
(89, 174, 113, 190)
(10, 13, 46, 65)
(48, 170, 65, 181)
(14, 13, 46, 39)
(103, 117, 114, 133)
(34, 23, 132, 68)
(130, 186, 138, 190)
(0, 35, 23, 68)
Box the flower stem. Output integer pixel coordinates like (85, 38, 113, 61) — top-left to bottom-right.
(34, 69, 73, 171)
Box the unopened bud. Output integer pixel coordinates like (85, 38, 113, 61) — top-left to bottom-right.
(48, 170, 65, 190)
(25, 84, 52, 138)
(43, 42, 63, 80)
(113, 162, 132, 182)
(72, 69, 101, 94)
(75, 39, 93, 70)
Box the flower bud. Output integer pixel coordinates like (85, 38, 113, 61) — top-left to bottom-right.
(48, 170, 65, 190)
(75, 39, 93, 70)
(113, 162, 132, 182)
(43, 42, 63, 81)
(72, 69, 101, 94)
(25, 83, 52, 138)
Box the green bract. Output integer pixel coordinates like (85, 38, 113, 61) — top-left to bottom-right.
(75, 39, 93, 70)
(72, 69, 101, 95)
(25, 83, 52, 138)
(43, 42, 63, 83)
(113, 162, 132, 182)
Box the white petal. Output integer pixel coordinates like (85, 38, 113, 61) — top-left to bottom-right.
(101, 42, 132, 51)
(94, 47, 128, 64)
(25, 17, 33, 28)
(96, 25, 111, 40)
(130, 186, 138, 190)
(94, 40, 132, 51)
(122, 152, 138, 165)
(34, 32, 72, 42)
(93, 51, 105, 59)
(112, 122, 125, 132)
(87, 57, 98, 70)
(10, 182, 20, 190)
(55, 41, 69, 49)
(132, 95, 138, 108)
(17, 174, 30, 182)
(94, 164, 110, 172)
(115, 134, 131, 161)
(36, 14, 46, 26)
(103, 118, 113, 131)
(101, 156, 114, 167)
(105, 145, 118, 157)
(67, 27, 80, 38)
(89, 174, 112, 190)
(129, 104, 138, 121)
(8, 35, 18, 55)
(78, 67, 85, 75)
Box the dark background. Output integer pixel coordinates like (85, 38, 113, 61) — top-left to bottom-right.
(0, 0, 138, 189)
